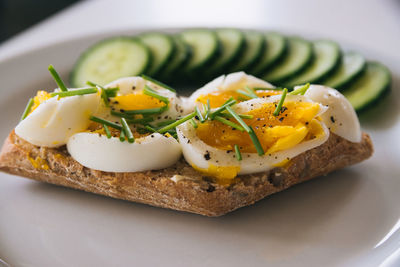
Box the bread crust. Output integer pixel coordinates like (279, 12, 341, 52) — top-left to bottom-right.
(0, 130, 373, 216)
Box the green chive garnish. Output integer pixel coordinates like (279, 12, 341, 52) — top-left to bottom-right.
(86, 82, 109, 106)
(119, 106, 168, 115)
(86, 81, 119, 97)
(248, 127, 265, 156)
(125, 117, 154, 125)
(214, 116, 245, 131)
(119, 130, 126, 142)
(190, 119, 198, 128)
(273, 88, 288, 116)
(219, 112, 253, 120)
(103, 124, 111, 138)
(225, 106, 251, 133)
(195, 106, 205, 123)
(155, 119, 177, 127)
(289, 83, 310, 95)
(144, 125, 157, 133)
(141, 74, 176, 92)
(209, 98, 237, 119)
(121, 118, 135, 143)
(20, 98, 34, 121)
(237, 89, 255, 99)
(158, 112, 196, 133)
(234, 144, 242, 161)
(205, 99, 211, 120)
(143, 85, 169, 104)
(48, 65, 68, 92)
(50, 88, 97, 98)
(245, 86, 259, 98)
(90, 116, 122, 130)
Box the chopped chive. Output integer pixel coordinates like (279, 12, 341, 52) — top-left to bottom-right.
(121, 118, 134, 143)
(90, 116, 122, 130)
(143, 85, 169, 104)
(103, 124, 111, 138)
(48, 65, 68, 92)
(144, 125, 157, 133)
(50, 88, 97, 98)
(219, 112, 253, 120)
(225, 106, 251, 133)
(87, 82, 120, 98)
(245, 86, 259, 98)
(119, 130, 126, 142)
(125, 117, 154, 124)
(234, 144, 242, 161)
(155, 119, 177, 127)
(209, 99, 237, 119)
(214, 116, 245, 131)
(253, 87, 283, 91)
(158, 112, 196, 133)
(237, 89, 255, 99)
(117, 106, 167, 115)
(190, 118, 198, 128)
(100, 86, 109, 106)
(20, 98, 34, 121)
(141, 74, 176, 93)
(195, 106, 205, 123)
(205, 99, 211, 120)
(289, 83, 310, 95)
(248, 127, 265, 156)
(273, 88, 288, 116)
(110, 110, 133, 118)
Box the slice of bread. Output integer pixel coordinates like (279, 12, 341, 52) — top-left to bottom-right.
(0, 130, 373, 216)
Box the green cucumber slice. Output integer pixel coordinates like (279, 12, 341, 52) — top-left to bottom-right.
(207, 28, 245, 74)
(262, 37, 312, 83)
(249, 32, 287, 75)
(180, 29, 220, 72)
(70, 37, 150, 88)
(285, 40, 340, 87)
(230, 30, 265, 72)
(343, 62, 391, 111)
(323, 52, 366, 89)
(160, 35, 191, 79)
(138, 32, 175, 76)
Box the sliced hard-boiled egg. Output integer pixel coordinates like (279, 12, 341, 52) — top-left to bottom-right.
(98, 76, 185, 123)
(177, 94, 329, 181)
(304, 85, 361, 142)
(188, 72, 279, 109)
(67, 133, 181, 172)
(15, 89, 100, 147)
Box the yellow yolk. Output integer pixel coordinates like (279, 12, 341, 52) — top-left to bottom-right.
(192, 163, 240, 180)
(196, 101, 323, 154)
(196, 90, 281, 108)
(27, 153, 49, 170)
(113, 92, 166, 110)
(30, 91, 51, 113)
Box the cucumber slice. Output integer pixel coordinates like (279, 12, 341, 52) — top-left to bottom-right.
(180, 29, 220, 72)
(160, 35, 191, 79)
(230, 31, 265, 72)
(249, 32, 287, 75)
(342, 62, 391, 111)
(285, 40, 340, 87)
(262, 37, 312, 83)
(70, 37, 150, 88)
(207, 28, 245, 74)
(323, 52, 366, 89)
(138, 32, 175, 76)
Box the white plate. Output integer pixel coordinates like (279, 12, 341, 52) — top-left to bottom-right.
(0, 29, 399, 267)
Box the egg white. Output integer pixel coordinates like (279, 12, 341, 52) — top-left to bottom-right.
(304, 85, 361, 143)
(177, 95, 329, 175)
(67, 133, 181, 172)
(15, 91, 100, 147)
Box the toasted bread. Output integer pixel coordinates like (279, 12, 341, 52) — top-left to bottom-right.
(0, 130, 373, 216)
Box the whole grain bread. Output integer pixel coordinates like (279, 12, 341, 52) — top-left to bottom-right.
(0, 130, 373, 216)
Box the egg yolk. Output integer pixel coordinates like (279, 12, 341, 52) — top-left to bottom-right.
(113, 92, 166, 110)
(30, 91, 51, 113)
(196, 101, 324, 154)
(196, 89, 281, 108)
